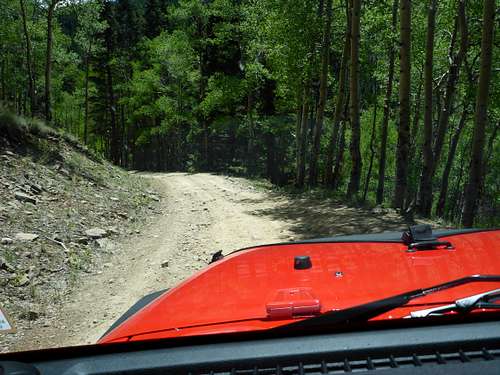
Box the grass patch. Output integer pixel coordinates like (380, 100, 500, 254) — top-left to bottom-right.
(32, 138, 63, 164)
(65, 152, 106, 185)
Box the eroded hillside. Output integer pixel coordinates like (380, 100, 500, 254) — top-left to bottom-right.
(0, 128, 160, 351)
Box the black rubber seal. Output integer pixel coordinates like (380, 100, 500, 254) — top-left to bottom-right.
(100, 289, 167, 340)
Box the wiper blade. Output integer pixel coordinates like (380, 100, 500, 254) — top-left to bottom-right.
(406, 288, 500, 318)
(272, 274, 500, 332)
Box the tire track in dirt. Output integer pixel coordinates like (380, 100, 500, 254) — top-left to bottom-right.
(8, 172, 427, 351)
(11, 172, 294, 350)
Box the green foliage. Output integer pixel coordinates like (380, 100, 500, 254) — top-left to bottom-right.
(0, 0, 497, 225)
(201, 74, 246, 116)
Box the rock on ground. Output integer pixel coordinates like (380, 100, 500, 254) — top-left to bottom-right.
(14, 233, 39, 242)
(14, 192, 37, 204)
(85, 228, 108, 239)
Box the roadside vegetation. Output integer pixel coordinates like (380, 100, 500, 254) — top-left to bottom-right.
(0, 0, 498, 227)
(0, 112, 160, 351)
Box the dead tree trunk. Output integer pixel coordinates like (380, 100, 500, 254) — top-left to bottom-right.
(462, 0, 495, 227)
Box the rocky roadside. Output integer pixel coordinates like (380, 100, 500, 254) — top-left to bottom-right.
(0, 137, 161, 352)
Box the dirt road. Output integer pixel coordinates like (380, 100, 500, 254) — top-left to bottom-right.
(9, 173, 295, 350)
(7, 172, 422, 351)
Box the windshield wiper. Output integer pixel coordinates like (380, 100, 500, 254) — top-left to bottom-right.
(405, 288, 500, 318)
(272, 274, 500, 332)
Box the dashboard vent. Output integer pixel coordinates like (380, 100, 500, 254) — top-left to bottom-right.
(195, 347, 500, 374)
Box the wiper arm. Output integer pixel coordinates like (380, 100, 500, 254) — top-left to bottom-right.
(272, 274, 500, 332)
(406, 288, 500, 318)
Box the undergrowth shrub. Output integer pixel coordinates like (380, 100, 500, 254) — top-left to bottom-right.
(0, 109, 104, 165)
(61, 132, 80, 147)
(32, 138, 63, 164)
(0, 110, 28, 142)
(27, 118, 58, 138)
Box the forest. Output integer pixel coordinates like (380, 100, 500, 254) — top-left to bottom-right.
(0, 0, 498, 227)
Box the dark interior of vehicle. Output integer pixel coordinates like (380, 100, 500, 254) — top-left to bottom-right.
(2, 315, 500, 374)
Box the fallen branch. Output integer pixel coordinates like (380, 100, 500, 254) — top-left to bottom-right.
(44, 236, 69, 252)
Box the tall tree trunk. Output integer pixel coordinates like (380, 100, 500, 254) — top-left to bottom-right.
(409, 70, 423, 151)
(45, 0, 59, 124)
(295, 0, 324, 186)
(332, 121, 347, 190)
(362, 101, 377, 202)
(103, 0, 123, 166)
(347, 0, 362, 197)
(295, 86, 303, 171)
(22, 91, 27, 116)
(16, 89, 21, 115)
(120, 104, 126, 167)
(406, 72, 424, 209)
(266, 133, 278, 184)
(0, 59, 5, 102)
(106, 69, 118, 164)
(20, 0, 36, 117)
(483, 121, 499, 171)
(422, 0, 469, 213)
(309, 0, 333, 186)
(375, 0, 398, 204)
(326, 0, 351, 187)
(394, 0, 411, 209)
(418, 0, 437, 215)
(296, 82, 310, 187)
(431, 0, 468, 173)
(449, 145, 466, 221)
(474, 120, 499, 225)
(435, 106, 468, 217)
(247, 91, 256, 176)
(198, 32, 209, 171)
(462, 0, 495, 227)
(83, 52, 90, 144)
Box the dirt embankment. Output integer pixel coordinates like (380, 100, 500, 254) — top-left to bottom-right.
(2, 169, 434, 352)
(0, 136, 160, 353)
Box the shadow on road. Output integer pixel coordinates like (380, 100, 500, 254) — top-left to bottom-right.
(242, 191, 422, 240)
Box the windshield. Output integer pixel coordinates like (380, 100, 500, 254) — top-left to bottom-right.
(0, 0, 498, 353)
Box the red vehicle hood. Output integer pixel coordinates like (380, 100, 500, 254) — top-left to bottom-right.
(100, 229, 500, 343)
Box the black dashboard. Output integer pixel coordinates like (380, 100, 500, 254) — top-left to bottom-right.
(1, 319, 500, 374)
